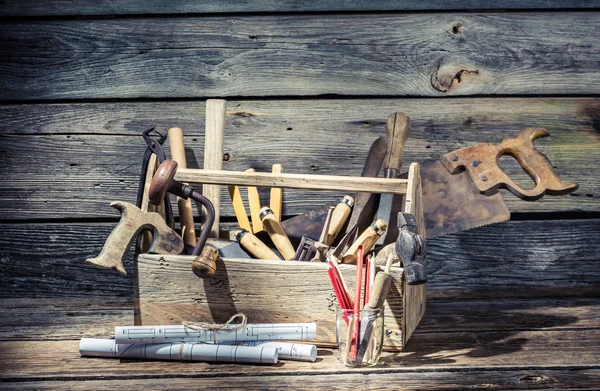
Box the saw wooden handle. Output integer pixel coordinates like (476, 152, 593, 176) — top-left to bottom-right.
(383, 113, 411, 176)
(342, 219, 387, 264)
(87, 201, 184, 275)
(441, 128, 578, 201)
(235, 229, 280, 260)
(168, 127, 197, 247)
(260, 207, 295, 260)
(204, 99, 226, 237)
(324, 195, 354, 246)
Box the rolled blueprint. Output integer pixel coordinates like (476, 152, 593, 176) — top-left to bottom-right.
(115, 323, 317, 344)
(79, 338, 278, 364)
(238, 341, 317, 362)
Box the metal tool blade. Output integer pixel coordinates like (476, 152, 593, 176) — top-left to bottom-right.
(331, 223, 359, 259)
(419, 161, 510, 238)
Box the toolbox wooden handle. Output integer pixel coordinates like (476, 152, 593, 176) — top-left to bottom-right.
(260, 207, 295, 260)
(204, 99, 226, 237)
(342, 219, 387, 264)
(324, 195, 354, 246)
(235, 229, 281, 260)
(383, 113, 411, 177)
(168, 127, 197, 247)
(175, 169, 408, 194)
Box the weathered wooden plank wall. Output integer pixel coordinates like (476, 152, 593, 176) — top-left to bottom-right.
(1, 2, 599, 390)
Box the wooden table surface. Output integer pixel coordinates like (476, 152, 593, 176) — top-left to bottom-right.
(1, 1, 599, 389)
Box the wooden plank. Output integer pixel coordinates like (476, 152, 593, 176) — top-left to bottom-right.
(136, 254, 407, 350)
(1, 97, 597, 220)
(175, 168, 409, 194)
(1, 13, 600, 99)
(4, 368, 600, 390)
(1, 219, 598, 300)
(203, 99, 226, 237)
(3, 1, 600, 17)
(2, 329, 600, 380)
(2, 296, 599, 341)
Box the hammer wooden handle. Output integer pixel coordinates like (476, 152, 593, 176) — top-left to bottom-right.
(235, 230, 281, 260)
(260, 207, 295, 260)
(342, 219, 387, 264)
(168, 127, 197, 247)
(324, 195, 354, 246)
(383, 113, 411, 176)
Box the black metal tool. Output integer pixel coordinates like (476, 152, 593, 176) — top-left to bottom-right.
(136, 127, 174, 228)
(395, 213, 427, 285)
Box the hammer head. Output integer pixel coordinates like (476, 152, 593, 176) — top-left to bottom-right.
(395, 212, 427, 285)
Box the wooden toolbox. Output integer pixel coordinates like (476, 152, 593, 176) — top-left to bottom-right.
(135, 164, 426, 351)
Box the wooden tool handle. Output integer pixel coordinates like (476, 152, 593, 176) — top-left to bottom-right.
(324, 195, 354, 246)
(383, 113, 411, 176)
(192, 245, 219, 278)
(342, 219, 387, 264)
(204, 99, 227, 237)
(245, 168, 263, 232)
(270, 164, 283, 220)
(168, 127, 197, 247)
(87, 201, 184, 275)
(228, 185, 252, 231)
(260, 207, 296, 260)
(236, 229, 281, 260)
(440, 127, 578, 201)
(366, 271, 392, 309)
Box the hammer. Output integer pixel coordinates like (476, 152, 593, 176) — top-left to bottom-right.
(150, 160, 219, 278)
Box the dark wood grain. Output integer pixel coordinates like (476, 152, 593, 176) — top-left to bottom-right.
(1, 13, 599, 100)
(2, 296, 598, 341)
(2, 330, 600, 380)
(1, 97, 597, 220)
(1, 219, 597, 300)
(3, 369, 600, 390)
(3, 0, 600, 17)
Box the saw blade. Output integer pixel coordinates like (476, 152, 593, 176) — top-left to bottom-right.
(420, 161, 510, 238)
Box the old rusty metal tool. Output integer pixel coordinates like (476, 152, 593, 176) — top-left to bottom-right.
(294, 206, 335, 262)
(150, 160, 218, 278)
(87, 201, 184, 276)
(375, 113, 411, 247)
(135, 127, 173, 228)
(326, 223, 358, 264)
(395, 212, 427, 285)
(418, 127, 578, 237)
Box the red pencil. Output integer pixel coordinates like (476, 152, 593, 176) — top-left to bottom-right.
(349, 246, 364, 361)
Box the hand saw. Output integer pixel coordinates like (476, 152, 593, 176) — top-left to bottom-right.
(415, 127, 578, 237)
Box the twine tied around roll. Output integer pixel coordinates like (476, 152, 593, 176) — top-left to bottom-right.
(181, 313, 248, 347)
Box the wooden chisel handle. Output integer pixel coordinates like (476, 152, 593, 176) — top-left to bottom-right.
(168, 127, 197, 247)
(245, 168, 263, 232)
(366, 271, 392, 309)
(383, 113, 411, 177)
(228, 186, 252, 231)
(324, 195, 354, 246)
(260, 207, 295, 260)
(235, 229, 281, 260)
(342, 219, 387, 264)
